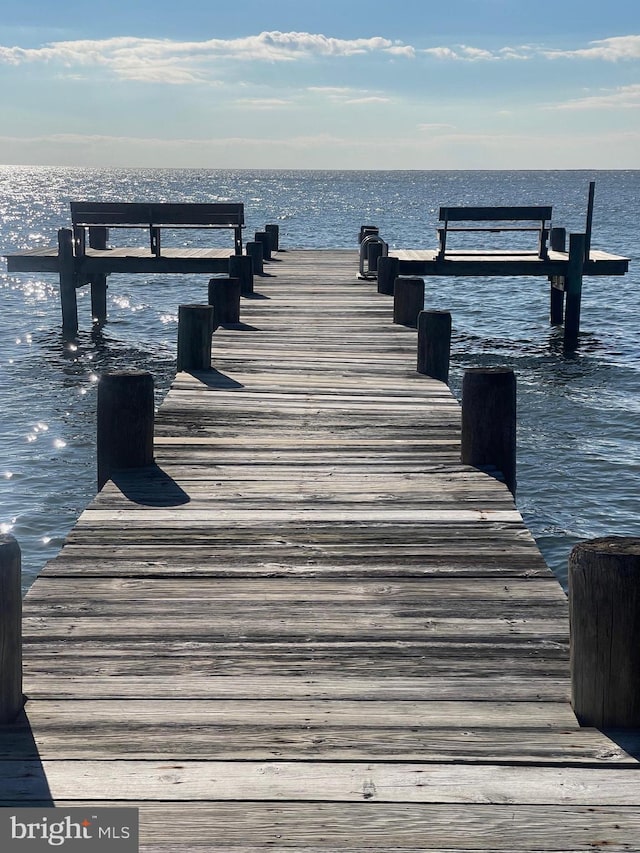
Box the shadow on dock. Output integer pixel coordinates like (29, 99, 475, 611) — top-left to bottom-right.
(110, 464, 190, 507)
(0, 709, 54, 805)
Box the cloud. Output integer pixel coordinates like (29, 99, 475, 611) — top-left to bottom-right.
(549, 83, 640, 110)
(543, 35, 640, 61)
(308, 86, 389, 104)
(0, 31, 416, 84)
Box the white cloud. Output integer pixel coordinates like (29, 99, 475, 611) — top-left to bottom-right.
(549, 83, 640, 110)
(544, 35, 640, 61)
(0, 31, 416, 85)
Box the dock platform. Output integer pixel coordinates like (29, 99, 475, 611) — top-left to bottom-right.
(2, 249, 639, 850)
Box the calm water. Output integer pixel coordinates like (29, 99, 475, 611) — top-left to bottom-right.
(0, 168, 638, 592)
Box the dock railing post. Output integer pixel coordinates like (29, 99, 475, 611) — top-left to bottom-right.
(58, 228, 78, 337)
(569, 537, 640, 727)
(377, 256, 398, 295)
(549, 227, 566, 326)
(564, 232, 586, 350)
(0, 535, 23, 724)
(265, 224, 279, 252)
(246, 241, 264, 276)
(177, 304, 215, 372)
(393, 277, 425, 328)
(208, 277, 241, 327)
(255, 231, 271, 261)
(461, 368, 516, 496)
(97, 371, 155, 491)
(229, 254, 253, 296)
(417, 310, 451, 383)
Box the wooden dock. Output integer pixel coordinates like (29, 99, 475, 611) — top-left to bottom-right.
(2, 249, 640, 850)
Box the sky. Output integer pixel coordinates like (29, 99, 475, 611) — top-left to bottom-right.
(0, 0, 639, 169)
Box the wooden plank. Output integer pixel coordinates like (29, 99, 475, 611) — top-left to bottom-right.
(3, 760, 640, 803)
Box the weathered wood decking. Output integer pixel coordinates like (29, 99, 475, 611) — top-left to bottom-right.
(2, 249, 640, 850)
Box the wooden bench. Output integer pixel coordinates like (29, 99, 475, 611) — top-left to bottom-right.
(436, 205, 552, 261)
(70, 201, 245, 257)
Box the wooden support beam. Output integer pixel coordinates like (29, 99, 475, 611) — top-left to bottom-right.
(377, 256, 398, 296)
(255, 231, 271, 261)
(549, 227, 566, 326)
(177, 304, 214, 372)
(229, 254, 253, 296)
(97, 371, 155, 491)
(246, 241, 264, 276)
(58, 228, 78, 337)
(265, 223, 279, 252)
(461, 368, 516, 496)
(208, 277, 241, 327)
(417, 310, 452, 383)
(89, 226, 108, 323)
(393, 277, 424, 328)
(0, 535, 22, 724)
(570, 537, 640, 727)
(564, 233, 586, 350)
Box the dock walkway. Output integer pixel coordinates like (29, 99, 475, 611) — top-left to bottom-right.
(3, 250, 640, 850)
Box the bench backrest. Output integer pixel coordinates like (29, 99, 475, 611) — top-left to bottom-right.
(70, 201, 244, 227)
(439, 205, 552, 223)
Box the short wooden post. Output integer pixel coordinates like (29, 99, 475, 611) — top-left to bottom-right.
(564, 232, 586, 349)
(208, 277, 241, 327)
(393, 277, 425, 328)
(255, 231, 271, 261)
(417, 310, 451, 383)
(569, 537, 640, 727)
(229, 254, 253, 296)
(246, 241, 264, 276)
(58, 228, 78, 336)
(549, 227, 566, 326)
(0, 534, 23, 724)
(97, 371, 154, 491)
(461, 368, 516, 496)
(367, 240, 384, 274)
(177, 304, 214, 372)
(377, 256, 399, 295)
(265, 223, 279, 252)
(89, 226, 108, 323)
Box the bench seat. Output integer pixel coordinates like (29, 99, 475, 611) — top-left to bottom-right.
(70, 201, 245, 257)
(437, 205, 552, 261)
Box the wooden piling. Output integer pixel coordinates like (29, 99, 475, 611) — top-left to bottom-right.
(367, 240, 384, 274)
(177, 304, 214, 372)
(89, 226, 108, 323)
(265, 223, 279, 252)
(461, 367, 516, 496)
(255, 231, 271, 261)
(417, 310, 452, 383)
(97, 371, 155, 490)
(549, 227, 566, 326)
(58, 228, 78, 336)
(564, 233, 586, 349)
(208, 277, 241, 327)
(229, 254, 253, 296)
(0, 534, 22, 724)
(246, 241, 264, 276)
(393, 276, 425, 328)
(377, 256, 399, 295)
(569, 536, 640, 727)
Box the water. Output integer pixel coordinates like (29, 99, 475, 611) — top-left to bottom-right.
(1, 167, 638, 592)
